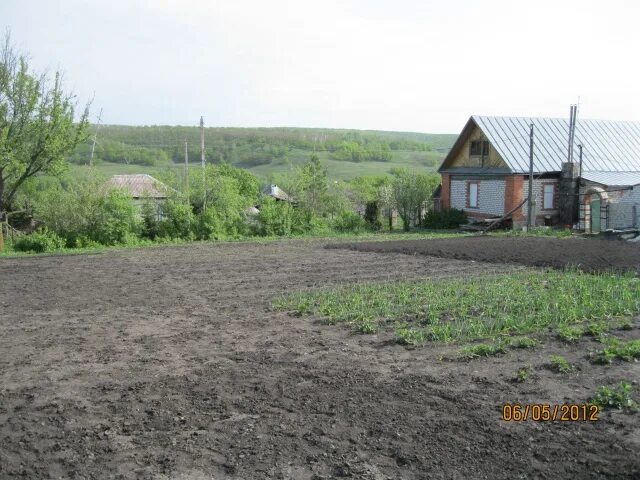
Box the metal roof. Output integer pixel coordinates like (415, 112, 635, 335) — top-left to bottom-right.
(581, 171, 640, 186)
(263, 184, 291, 201)
(105, 174, 169, 199)
(470, 115, 640, 175)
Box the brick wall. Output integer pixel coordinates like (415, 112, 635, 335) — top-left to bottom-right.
(522, 178, 559, 224)
(504, 175, 524, 221)
(605, 185, 640, 229)
(441, 174, 451, 209)
(450, 178, 505, 216)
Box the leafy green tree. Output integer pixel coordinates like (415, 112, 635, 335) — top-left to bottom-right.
(391, 170, 439, 231)
(92, 189, 141, 245)
(258, 196, 293, 236)
(141, 200, 160, 240)
(0, 34, 90, 217)
(297, 154, 327, 212)
(158, 199, 196, 240)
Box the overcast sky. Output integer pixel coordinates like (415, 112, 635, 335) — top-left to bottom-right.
(1, 0, 638, 133)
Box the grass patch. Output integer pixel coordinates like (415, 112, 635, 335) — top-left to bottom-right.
(395, 325, 428, 345)
(585, 322, 608, 338)
(509, 336, 539, 349)
(590, 338, 640, 364)
(591, 382, 639, 411)
(489, 227, 573, 239)
(556, 325, 584, 342)
(549, 355, 574, 373)
(274, 270, 640, 343)
(459, 341, 506, 359)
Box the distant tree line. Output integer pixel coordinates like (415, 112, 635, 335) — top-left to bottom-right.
(66, 125, 447, 167)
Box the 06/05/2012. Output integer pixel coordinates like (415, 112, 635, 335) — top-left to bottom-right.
(502, 403, 599, 422)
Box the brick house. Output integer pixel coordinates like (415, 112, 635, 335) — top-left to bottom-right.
(437, 115, 640, 231)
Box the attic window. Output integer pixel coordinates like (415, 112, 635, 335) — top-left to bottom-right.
(470, 140, 489, 156)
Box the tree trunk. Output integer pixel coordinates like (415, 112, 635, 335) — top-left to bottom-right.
(0, 172, 5, 221)
(402, 210, 410, 232)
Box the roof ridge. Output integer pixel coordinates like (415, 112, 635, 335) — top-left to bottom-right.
(472, 114, 640, 124)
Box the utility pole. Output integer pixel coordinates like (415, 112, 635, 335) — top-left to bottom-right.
(527, 123, 534, 230)
(184, 140, 189, 199)
(89, 108, 103, 167)
(200, 116, 206, 212)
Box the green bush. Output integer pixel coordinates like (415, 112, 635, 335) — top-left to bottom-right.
(158, 200, 196, 240)
(13, 228, 66, 253)
(91, 189, 142, 245)
(30, 176, 142, 247)
(141, 200, 160, 240)
(258, 197, 293, 236)
(332, 210, 367, 233)
(423, 208, 467, 229)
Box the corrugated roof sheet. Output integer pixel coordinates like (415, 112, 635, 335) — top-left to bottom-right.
(472, 115, 640, 175)
(581, 171, 640, 186)
(105, 174, 168, 199)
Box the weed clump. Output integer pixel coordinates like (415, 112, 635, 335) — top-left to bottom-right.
(459, 342, 506, 359)
(556, 325, 583, 343)
(514, 366, 533, 383)
(395, 326, 427, 345)
(509, 336, 539, 349)
(591, 382, 639, 411)
(549, 355, 574, 373)
(590, 339, 640, 364)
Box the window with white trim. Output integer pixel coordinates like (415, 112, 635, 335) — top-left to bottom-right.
(469, 182, 479, 208)
(543, 184, 555, 209)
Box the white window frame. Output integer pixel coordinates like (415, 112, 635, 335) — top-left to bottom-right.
(468, 182, 479, 208)
(543, 183, 555, 210)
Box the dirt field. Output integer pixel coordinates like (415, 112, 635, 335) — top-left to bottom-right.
(1, 239, 639, 479)
(330, 236, 640, 274)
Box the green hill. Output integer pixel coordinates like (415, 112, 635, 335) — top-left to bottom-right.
(69, 125, 456, 181)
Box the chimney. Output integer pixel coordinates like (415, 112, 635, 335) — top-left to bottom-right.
(558, 105, 579, 226)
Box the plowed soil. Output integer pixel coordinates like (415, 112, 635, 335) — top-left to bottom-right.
(1, 239, 639, 479)
(329, 236, 640, 274)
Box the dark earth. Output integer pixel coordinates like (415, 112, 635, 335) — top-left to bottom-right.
(330, 236, 640, 274)
(1, 237, 639, 479)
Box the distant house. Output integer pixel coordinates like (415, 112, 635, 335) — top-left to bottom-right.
(437, 115, 640, 232)
(105, 174, 170, 219)
(263, 184, 292, 202)
(105, 174, 169, 201)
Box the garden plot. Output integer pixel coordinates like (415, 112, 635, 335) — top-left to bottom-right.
(0, 238, 638, 479)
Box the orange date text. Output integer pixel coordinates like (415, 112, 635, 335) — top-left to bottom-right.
(501, 403, 599, 422)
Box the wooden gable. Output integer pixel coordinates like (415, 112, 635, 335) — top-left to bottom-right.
(439, 118, 510, 171)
